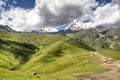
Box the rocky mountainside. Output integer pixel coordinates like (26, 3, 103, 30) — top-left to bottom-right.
(74, 26, 120, 50)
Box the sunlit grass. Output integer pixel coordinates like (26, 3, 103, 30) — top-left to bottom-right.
(0, 31, 108, 80)
(99, 50, 120, 60)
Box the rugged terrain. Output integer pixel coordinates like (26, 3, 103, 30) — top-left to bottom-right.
(0, 25, 120, 80)
(74, 26, 120, 50)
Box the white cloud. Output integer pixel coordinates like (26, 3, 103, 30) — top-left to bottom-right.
(0, 0, 119, 31)
(93, 0, 120, 27)
(0, 7, 41, 31)
(13, 0, 17, 4)
(0, 0, 6, 11)
(0, 0, 98, 31)
(0, 0, 6, 7)
(112, 0, 120, 6)
(34, 0, 97, 27)
(93, 4, 120, 26)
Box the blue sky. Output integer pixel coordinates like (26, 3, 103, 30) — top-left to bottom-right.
(4, 0, 35, 10)
(96, 0, 112, 6)
(4, 0, 112, 10)
(4, 0, 113, 23)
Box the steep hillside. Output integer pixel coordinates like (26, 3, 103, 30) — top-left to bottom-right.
(0, 38, 38, 70)
(74, 28, 107, 50)
(105, 28, 120, 50)
(0, 28, 38, 69)
(74, 27, 120, 50)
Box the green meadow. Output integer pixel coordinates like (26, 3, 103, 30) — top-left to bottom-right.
(0, 30, 109, 80)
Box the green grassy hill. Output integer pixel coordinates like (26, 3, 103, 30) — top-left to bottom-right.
(0, 38, 38, 70)
(21, 40, 106, 79)
(0, 29, 27, 42)
(0, 30, 108, 80)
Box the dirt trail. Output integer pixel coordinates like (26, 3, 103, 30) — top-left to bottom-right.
(79, 52, 120, 80)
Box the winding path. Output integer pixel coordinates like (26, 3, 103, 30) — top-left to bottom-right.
(79, 52, 120, 80)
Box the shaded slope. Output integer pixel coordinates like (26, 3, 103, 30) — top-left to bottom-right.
(65, 38, 95, 51)
(0, 38, 38, 70)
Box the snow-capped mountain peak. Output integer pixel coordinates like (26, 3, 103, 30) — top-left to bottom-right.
(64, 20, 83, 31)
(63, 20, 94, 31)
(31, 19, 94, 33)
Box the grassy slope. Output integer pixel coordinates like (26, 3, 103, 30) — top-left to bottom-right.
(0, 29, 27, 42)
(0, 30, 38, 69)
(21, 35, 106, 79)
(0, 31, 107, 80)
(19, 33, 69, 47)
(0, 38, 38, 70)
(74, 29, 104, 50)
(0, 68, 41, 80)
(99, 50, 120, 60)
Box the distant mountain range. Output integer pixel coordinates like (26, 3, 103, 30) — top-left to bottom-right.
(31, 20, 94, 33)
(0, 21, 120, 50)
(31, 21, 120, 50)
(0, 22, 120, 79)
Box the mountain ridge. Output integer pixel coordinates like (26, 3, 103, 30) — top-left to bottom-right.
(0, 23, 120, 80)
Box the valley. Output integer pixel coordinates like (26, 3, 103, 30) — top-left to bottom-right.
(0, 26, 120, 80)
(0, 0, 120, 80)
